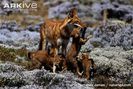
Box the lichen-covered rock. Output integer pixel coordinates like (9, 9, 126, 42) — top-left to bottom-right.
(89, 47, 133, 83)
(48, 1, 92, 18)
(83, 21, 133, 51)
(0, 62, 94, 89)
(0, 22, 40, 50)
(91, 1, 133, 21)
(0, 62, 26, 87)
(48, 0, 133, 22)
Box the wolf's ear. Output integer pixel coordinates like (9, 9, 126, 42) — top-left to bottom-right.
(27, 52, 35, 59)
(68, 8, 78, 18)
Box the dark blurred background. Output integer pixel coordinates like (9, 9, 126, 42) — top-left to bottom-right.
(0, 0, 133, 28)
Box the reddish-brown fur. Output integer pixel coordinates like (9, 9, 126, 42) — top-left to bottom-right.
(39, 17, 71, 53)
(65, 27, 88, 76)
(38, 8, 86, 56)
(28, 50, 63, 73)
(79, 53, 96, 80)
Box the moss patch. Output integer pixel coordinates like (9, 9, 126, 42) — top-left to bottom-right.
(0, 46, 27, 62)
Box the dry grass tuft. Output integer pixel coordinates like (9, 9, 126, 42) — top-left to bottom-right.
(0, 46, 27, 62)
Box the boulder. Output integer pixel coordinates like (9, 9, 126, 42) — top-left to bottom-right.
(90, 47, 133, 83)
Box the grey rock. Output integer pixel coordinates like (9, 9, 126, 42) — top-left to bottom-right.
(0, 22, 40, 50)
(83, 21, 133, 50)
(90, 47, 133, 83)
(0, 62, 94, 89)
(48, 1, 92, 18)
(19, 85, 44, 89)
(91, 2, 133, 21)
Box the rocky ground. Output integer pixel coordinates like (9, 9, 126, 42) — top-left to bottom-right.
(0, 62, 94, 89)
(90, 47, 133, 83)
(0, 0, 133, 89)
(0, 21, 40, 50)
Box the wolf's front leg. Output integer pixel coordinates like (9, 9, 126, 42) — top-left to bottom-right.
(53, 63, 56, 73)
